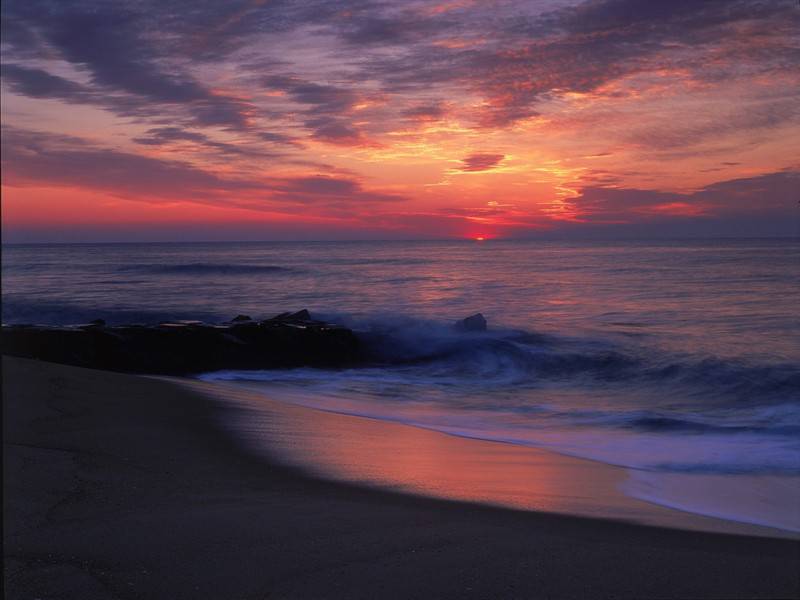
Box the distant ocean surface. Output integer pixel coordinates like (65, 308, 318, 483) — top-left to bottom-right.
(4, 239, 799, 531)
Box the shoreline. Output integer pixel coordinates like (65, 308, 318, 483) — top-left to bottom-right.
(178, 377, 800, 539)
(4, 356, 799, 599)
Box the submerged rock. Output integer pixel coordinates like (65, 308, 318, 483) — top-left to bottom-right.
(454, 313, 487, 332)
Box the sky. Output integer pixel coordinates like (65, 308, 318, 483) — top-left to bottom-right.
(1, 0, 799, 242)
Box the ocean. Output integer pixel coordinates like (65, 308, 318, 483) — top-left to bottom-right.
(3, 238, 799, 531)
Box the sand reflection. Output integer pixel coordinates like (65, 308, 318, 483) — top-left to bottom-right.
(182, 379, 797, 538)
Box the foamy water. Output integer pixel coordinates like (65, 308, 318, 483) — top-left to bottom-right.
(4, 239, 799, 531)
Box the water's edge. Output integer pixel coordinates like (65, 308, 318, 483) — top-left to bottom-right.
(176, 377, 800, 540)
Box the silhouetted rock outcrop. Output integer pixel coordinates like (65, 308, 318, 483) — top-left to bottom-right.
(454, 313, 487, 332)
(270, 309, 312, 322)
(1, 312, 360, 375)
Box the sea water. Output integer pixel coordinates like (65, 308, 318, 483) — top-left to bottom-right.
(4, 239, 799, 531)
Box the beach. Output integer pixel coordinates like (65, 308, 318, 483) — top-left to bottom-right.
(4, 356, 799, 599)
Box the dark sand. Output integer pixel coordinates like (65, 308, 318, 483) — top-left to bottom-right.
(4, 356, 799, 599)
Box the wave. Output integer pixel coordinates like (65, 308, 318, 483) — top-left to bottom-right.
(127, 263, 298, 275)
(323, 258, 432, 266)
(2, 261, 299, 277)
(202, 370, 800, 475)
(335, 316, 800, 401)
(199, 314, 800, 477)
(118, 263, 298, 275)
(625, 415, 800, 436)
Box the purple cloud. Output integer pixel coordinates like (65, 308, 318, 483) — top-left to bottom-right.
(1, 127, 406, 206)
(459, 153, 505, 172)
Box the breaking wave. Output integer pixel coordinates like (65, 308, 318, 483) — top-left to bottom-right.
(200, 314, 800, 476)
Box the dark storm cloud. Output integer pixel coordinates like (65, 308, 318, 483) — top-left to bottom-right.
(459, 153, 505, 172)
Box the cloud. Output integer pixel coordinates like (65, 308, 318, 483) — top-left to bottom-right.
(264, 76, 359, 114)
(1, 127, 406, 207)
(568, 170, 800, 224)
(6, 0, 797, 136)
(1, 63, 90, 100)
(258, 132, 303, 147)
(402, 102, 448, 122)
(1, 127, 248, 200)
(459, 153, 504, 172)
(338, 12, 451, 47)
(262, 75, 378, 145)
(131, 127, 281, 158)
(132, 127, 209, 146)
(2, 0, 799, 241)
(303, 117, 374, 146)
(624, 96, 800, 151)
(1, 2, 254, 129)
(351, 0, 799, 127)
(268, 176, 406, 204)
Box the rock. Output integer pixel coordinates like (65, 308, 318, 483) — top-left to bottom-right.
(454, 313, 487, 332)
(231, 314, 252, 322)
(1, 317, 361, 375)
(271, 309, 311, 322)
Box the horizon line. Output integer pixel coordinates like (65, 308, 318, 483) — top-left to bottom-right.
(2, 234, 799, 247)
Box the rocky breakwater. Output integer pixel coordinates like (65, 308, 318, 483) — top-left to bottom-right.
(1, 310, 360, 375)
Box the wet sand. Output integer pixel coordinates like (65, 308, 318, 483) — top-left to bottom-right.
(4, 356, 799, 599)
(183, 378, 800, 537)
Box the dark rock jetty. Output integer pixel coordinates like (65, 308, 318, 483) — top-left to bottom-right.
(1, 310, 360, 375)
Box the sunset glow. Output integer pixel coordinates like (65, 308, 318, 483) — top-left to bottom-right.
(2, 0, 799, 242)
